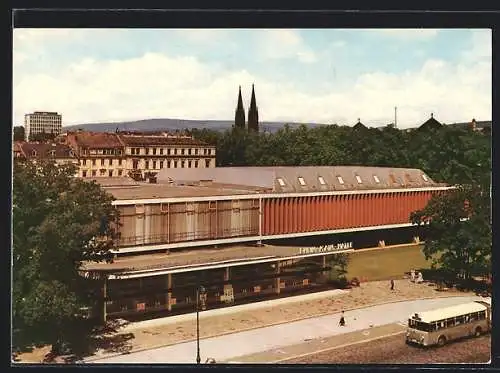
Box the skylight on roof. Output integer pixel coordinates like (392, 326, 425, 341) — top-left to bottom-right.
(337, 176, 344, 185)
(355, 175, 363, 184)
(422, 174, 429, 182)
(318, 176, 326, 185)
(277, 178, 286, 187)
(298, 177, 306, 186)
(373, 175, 380, 183)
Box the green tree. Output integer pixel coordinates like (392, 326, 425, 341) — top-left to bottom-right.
(410, 184, 491, 280)
(13, 126, 25, 141)
(12, 160, 119, 354)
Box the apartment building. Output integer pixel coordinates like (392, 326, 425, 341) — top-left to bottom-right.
(58, 131, 216, 178)
(117, 132, 216, 178)
(63, 132, 126, 178)
(13, 141, 79, 168)
(24, 111, 62, 141)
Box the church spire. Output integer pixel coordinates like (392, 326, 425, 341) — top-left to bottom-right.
(247, 84, 259, 132)
(234, 86, 245, 129)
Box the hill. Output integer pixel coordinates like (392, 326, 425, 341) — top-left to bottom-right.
(63, 118, 330, 133)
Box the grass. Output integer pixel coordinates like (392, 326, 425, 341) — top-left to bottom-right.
(346, 244, 432, 282)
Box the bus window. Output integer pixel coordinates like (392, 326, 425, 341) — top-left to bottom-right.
(456, 315, 465, 325)
(479, 311, 486, 320)
(446, 318, 455, 328)
(464, 315, 470, 323)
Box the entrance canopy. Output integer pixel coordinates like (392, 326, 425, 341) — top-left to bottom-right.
(81, 243, 354, 279)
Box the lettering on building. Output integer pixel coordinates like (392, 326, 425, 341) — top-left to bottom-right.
(298, 242, 353, 255)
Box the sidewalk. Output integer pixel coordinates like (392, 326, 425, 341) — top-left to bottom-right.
(89, 295, 482, 364)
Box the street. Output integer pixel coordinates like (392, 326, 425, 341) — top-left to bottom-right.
(89, 295, 483, 364)
(284, 333, 490, 364)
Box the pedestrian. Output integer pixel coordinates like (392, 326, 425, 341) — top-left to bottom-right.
(390, 279, 395, 291)
(339, 310, 346, 326)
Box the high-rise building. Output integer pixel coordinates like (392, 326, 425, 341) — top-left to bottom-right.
(247, 84, 259, 132)
(24, 111, 62, 141)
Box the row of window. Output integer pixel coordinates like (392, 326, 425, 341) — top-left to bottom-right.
(81, 158, 124, 166)
(85, 149, 123, 156)
(277, 173, 430, 187)
(132, 159, 212, 169)
(130, 147, 214, 156)
(82, 169, 124, 178)
(409, 311, 487, 332)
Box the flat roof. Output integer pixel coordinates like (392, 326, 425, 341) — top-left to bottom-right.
(81, 244, 348, 276)
(412, 302, 488, 323)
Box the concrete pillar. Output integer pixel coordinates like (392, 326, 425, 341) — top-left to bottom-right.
(224, 267, 230, 282)
(167, 273, 172, 311)
(102, 277, 107, 323)
(275, 261, 281, 294)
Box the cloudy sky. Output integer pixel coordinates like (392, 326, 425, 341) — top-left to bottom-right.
(13, 28, 491, 129)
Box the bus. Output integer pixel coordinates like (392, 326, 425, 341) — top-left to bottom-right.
(406, 299, 491, 347)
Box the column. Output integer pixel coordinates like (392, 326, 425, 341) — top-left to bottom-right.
(102, 277, 107, 323)
(275, 261, 281, 294)
(167, 273, 172, 311)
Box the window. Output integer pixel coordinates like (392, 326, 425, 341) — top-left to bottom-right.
(145, 161, 149, 169)
(318, 176, 326, 185)
(195, 149, 198, 155)
(277, 178, 286, 187)
(82, 170, 87, 177)
(92, 159, 96, 166)
(181, 160, 186, 168)
(160, 148, 163, 155)
(118, 159, 122, 166)
(118, 170, 123, 176)
(109, 158, 113, 166)
(422, 174, 429, 182)
(49, 150, 56, 157)
(145, 148, 149, 155)
(153, 148, 157, 155)
(167, 148, 171, 155)
(153, 161, 157, 169)
(174, 148, 177, 155)
(133, 160, 139, 169)
(373, 175, 380, 183)
(188, 149, 192, 155)
(101, 159, 105, 166)
(31, 150, 37, 157)
(298, 177, 306, 186)
(194, 160, 199, 168)
(181, 149, 185, 155)
(355, 175, 363, 184)
(160, 161, 164, 169)
(188, 161, 192, 168)
(108, 170, 113, 177)
(205, 159, 211, 168)
(337, 176, 344, 184)
(174, 161, 178, 168)
(167, 160, 171, 168)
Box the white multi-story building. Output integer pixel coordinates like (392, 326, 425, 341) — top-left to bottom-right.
(24, 111, 62, 141)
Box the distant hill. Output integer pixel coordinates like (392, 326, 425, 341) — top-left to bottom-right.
(63, 118, 330, 134)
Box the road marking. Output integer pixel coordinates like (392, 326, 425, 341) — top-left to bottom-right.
(274, 330, 406, 363)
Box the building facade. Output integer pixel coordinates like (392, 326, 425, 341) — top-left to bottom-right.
(81, 166, 451, 321)
(24, 111, 62, 141)
(58, 131, 216, 178)
(13, 141, 79, 169)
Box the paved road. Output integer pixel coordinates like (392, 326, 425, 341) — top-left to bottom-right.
(89, 295, 482, 364)
(284, 333, 491, 364)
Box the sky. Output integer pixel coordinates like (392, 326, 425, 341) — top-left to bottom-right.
(13, 28, 491, 129)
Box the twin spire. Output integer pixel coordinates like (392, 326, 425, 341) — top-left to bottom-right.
(234, 84, 259, 132)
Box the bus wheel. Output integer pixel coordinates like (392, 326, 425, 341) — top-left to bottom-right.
(437, 336, 446, 347)
(474, 327, 482, 337)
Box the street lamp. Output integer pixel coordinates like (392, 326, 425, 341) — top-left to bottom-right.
(196, 285, 206, 364)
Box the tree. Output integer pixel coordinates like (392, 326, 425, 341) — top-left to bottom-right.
(410, 183, 491, 280)
(13, 126, 25, 141)
(12, 160, 119, 354)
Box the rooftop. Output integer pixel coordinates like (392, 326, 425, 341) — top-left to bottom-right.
(81, 243, 336, 275)
(412, 302, 488, 323)
(14, 141, 76, 159)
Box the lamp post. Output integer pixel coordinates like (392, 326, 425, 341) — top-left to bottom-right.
(196, 285, 206, 364)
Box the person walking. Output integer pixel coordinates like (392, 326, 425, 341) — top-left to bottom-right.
(390, 279, 395, 291)
(339, 310, 346, 326)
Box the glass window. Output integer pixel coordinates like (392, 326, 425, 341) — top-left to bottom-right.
(277, 178, 286, 187)
(153, 148, 157, 155)
(298, 177, 306, 186)
(373, 175, 380, 183)
(160, 148, 164, 155)
(355, 175, 362, 184)
(318, 176, 326, 185)
(160, 161, 164, 169)
(422, 174, 429, 182)
(337, 176, 344, 184)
